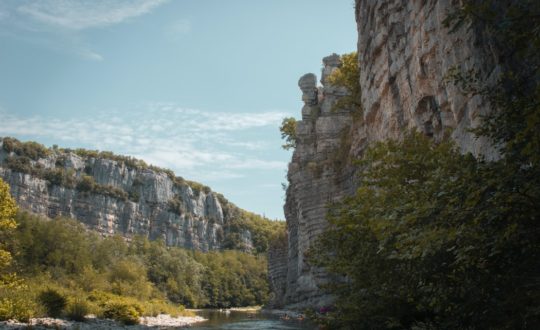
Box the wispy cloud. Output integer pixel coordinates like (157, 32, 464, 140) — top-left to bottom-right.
(78, 49, 104, 61)
(17, 0, 168, 30)
(0, 0, 170, 61)
(168, 19, 191, 37)
(0, 104, 288, 182)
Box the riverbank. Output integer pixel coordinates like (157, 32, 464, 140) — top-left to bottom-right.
(0, 314, 206, 329)
(188, 306, 261, 313)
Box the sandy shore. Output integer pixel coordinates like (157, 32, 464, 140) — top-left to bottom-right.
(0, 314, 206, 329)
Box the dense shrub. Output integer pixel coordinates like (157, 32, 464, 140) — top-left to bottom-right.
(185, 180, 211, 196)
(5, 156, 36, 175)
(128, 190, 140, 202)
(65, 298, 89, 322)
(76, 175, 128, 201)
(102, 301, 140, 325)
(1, 137, 49, 160)
(167, 196, 184, 215)
(326, 52, 361, 112)
(38, 288, 67, 318)
(93, 184, 128, 201)
(74, 148, 148, 171)
(77, 175, 96, 192)
(9, 212, 271, 310)
(0, 292, 36, 322)
(309, 131, 540, 329)
(43, 168, 76, 188)
(222, 207, 285, 254)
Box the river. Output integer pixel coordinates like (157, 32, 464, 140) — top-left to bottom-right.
(190, 309, 317, 330)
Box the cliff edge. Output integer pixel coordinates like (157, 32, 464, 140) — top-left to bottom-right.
(272, 0, 499, 309)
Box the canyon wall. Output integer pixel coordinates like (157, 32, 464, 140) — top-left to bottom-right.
(0, 141, 257, 252)
(281, 54, 358, 308)
(273, 0, 499, 309)
(356, 0, 498, 158)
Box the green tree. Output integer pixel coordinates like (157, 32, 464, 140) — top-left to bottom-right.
(309, 131, 540, 328)
(0, 178, 17, 272)
(279, 117, 297, 150)
(308, 2, 540, 328)
(327, 52, 361, 112)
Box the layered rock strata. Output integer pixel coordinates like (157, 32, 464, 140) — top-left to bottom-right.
(356, 0, 499, 158)
(267, 232, 288, 308)
(273, 0, 499, 309)
(0, 145, 253, 252)
(281, 54, 358, 308)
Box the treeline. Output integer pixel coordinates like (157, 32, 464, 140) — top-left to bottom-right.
(0, 204, 270, 323)
(307, 1, 539, 329)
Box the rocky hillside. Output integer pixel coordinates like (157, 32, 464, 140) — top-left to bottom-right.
(271, 0, 501, 309)
(0, 137, 283, 253)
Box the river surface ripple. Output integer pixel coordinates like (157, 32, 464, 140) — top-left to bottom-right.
(190, 309, 316, 330)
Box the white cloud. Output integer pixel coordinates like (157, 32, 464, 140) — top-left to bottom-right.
(169, 19, 191, 36)
(0, 0, 170, 61)
(17, 0, 168, 30)
(0, 104, 288, 181)
(78, 49, 104, 61)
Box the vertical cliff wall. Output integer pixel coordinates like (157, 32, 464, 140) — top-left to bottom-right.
(0, 140, 268, 253)
(356, 0, 498, 158)
(273, 0, 499, 309)
(281, 55, 358, 308)
(267, 231, 288, 308)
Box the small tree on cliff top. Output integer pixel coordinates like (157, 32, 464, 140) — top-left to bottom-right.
(327, 52, 362, 112)
(280, 117, 297, 150)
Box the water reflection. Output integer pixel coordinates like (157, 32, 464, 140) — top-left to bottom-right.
(190, 310, 316, 330)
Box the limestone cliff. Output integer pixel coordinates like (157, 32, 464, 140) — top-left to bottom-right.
(273, 0, 499, 309)
(0, 138, 270, 253)
(281, 55, 358, 308)
(356, 0, 498, 158)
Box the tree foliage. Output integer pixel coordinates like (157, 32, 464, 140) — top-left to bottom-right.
(0, 178, 17, 272)
(309, 132, 539, 328)
(327, 52, 361, 112)
(279, 117, 297, 150)
(3, 210, 270, 322)
(308, 1, 540, 328)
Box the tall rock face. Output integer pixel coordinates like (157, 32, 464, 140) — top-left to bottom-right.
(356, 0, 499, 158)
(273, 0, 499, 309)
(281, 55, 359, 308)
(267, 231, 288, 308)
(0, 140, 256, 252)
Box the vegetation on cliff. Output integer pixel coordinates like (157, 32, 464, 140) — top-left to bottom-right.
(327, 51, 361, 113)
(279, 117, 297, 150)
(0, 137, 284, 254)
(0, 200, 271, 322)
(308, 1, 540, 329)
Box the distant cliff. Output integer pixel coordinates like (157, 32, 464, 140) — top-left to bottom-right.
(272, 0, 500, 309)
(0, 137, 283, 253)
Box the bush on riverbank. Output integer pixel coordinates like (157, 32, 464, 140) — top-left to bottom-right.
(0, 207, 270, 322)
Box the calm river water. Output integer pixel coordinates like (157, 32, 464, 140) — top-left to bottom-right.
(190, 310, 317, 330)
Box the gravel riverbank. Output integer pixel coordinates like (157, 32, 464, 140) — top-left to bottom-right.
(0, 314, 206, 329)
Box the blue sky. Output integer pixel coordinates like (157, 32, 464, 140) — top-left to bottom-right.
(0, 0, 357, 219)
